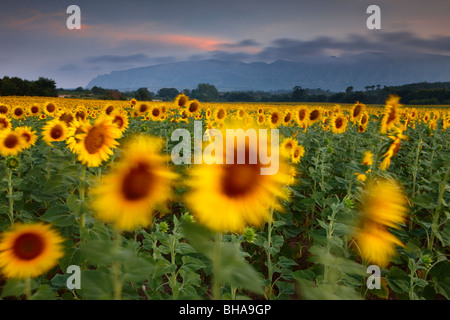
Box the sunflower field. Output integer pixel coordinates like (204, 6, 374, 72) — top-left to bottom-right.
(0, 94, 448, 301)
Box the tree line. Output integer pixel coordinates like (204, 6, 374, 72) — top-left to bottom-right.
(2, 76, 450, 105)
(0, 76, 58, 97)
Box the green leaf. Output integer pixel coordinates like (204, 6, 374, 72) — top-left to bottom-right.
(80, 270, 114, 300)
(386, 266, 410, 294)
(292, 270, 316, 281)
(1, 279, 38, 298)
(31, 284, 58, 300)
(40, 204, 76, 227)
(80, 240, 116, 265)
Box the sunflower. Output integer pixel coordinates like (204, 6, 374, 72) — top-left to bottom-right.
(236, 108, 246, 120)
(74, 106, 88, 121)
(130, 98, 138, 107)
(103, 104, 116, 116)
(149, 106, 163, 121)
(257, 114, 266, 126)
(43, 102, 57, 117)
(205, 108, 212, 119)
(135, 103, 149, 116)
(29, 104, 41, 117)
(362, 151, 374, 166)
(351, 102, 366, 122)
(184, 121, 291, 233)
(14, 126, 37, 150)
(11, 106, 26, 121)
(269, 111, 282, 128)
(110, 110, 129, 134)
(41, 119, 69, 146)
(359, 112, 369, 126)
(91, 135, 177, 231)
(0, 104, 10, 116)
(283, 111, 293, 126)
(174, 93, 189, 108)
(213, 107, 227, 123)
(291, 145, 305, 164)
(331, 113, 348, 134)
(308, 108, 321, 126)
(0, 130, 25, 156)
(65, 118, 89, 152)
(280, 137, 298, 159)
(72, 116, 120, 167)
(380, 95, 402, 134)
(0, 223, 64, 279)
(295, 107, 308, 127)
(354, 178, 407, 267)
(0, 115, 12, 131)
(58, 110, 75, 126)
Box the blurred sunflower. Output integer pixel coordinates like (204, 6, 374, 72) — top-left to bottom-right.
(354, 178, 407, 267)
(0, 104, 10, 116)
(380, 95, 402, 134)
(11, 106, 26, 121)
(29, 104, 41, 117)
(280, 137, 298, 159)
(351, 102, 366, 122)
(14, 126, 37, 150)
(110, 110, 129, 134)
(91, 135, 177, 231)
(174, 93, 189, 108)
(149, 106, 162, 121)
(269, 111, 282, 128)
(0, 115, 12, 131)
(103, 104, 116, 116)
(184, 121, 291, 232)
(0, 223, 64, 279)
(308, 108, 321, 126)
(0, 130, 25, 156)
(291, 145, 305, 164)
(213, 107, 227, 123)
(43, 102, 57, 117)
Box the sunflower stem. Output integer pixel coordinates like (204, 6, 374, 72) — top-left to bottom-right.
(79, 164, 87, 243)
(7, 168, 15, 227)
(265, 205, 275, 300)
(212, 232, 223, 300)
(428, 166, 450, 251)
(24, 277, 31, 300)
(112, 231, 123, 300)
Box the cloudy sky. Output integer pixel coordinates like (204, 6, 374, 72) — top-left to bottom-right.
(1, 0, 450, 88)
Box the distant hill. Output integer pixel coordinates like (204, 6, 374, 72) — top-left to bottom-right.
(86, 52, 450, 92)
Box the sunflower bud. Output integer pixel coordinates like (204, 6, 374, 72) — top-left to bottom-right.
(158, 221, 169, 233)
(141, 124, 148, 131)
(6, 156, 20, 170)
(421, 255, 433, 269)
(324, 137, 330, 145)
(242, 227, 256, 243)
(181, 212, 196, 223)
(344, 197, 355, 209)
(327, 146, 333, 154)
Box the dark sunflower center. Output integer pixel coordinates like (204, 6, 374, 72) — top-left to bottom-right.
(271, 113, 279, 124)
(335, 118, 343, 129)
(189, 102, 199, 113)
(221, 163, 261, 198)
(361, 115, 368, 125)
(284, 113, 291, 122)
(14, 108, 23, 116)
(50, 125, 63, 140)
(31, 106, 39, 114)
(84, 127, 105, 154)
(121, 163, 154, 201)
(139, 104, 148, 113)
(353, 105, 362, 118)
(113, 116, 124, 128)
(178, 96, 187, 107)
(22, 132, 31, 142)
(13, 232, 45, 260)
(387, 109, 396, 124)
(60, 113, 74, 124)
(239, 110, 245, 117)
(0, 105, 8, 114)
(294, 149, 300, 158)
(217, 109, 225, 119)
(299, 109, 306, 121)
(0, 119, 7, 129)
(76, 111, 86, 120)
(309, 110, 319, 121)
(152, 108, 161, 117)
(106, 106, 114, 115)
(46, 104, 55, 113)
(4, 134, 18, 148)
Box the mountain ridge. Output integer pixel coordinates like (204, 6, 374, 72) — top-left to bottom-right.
(86, 53, 450, 92)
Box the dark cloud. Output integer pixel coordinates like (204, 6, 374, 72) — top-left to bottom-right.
(85, 53, 151, 64)
(218, 39, 261, 48)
